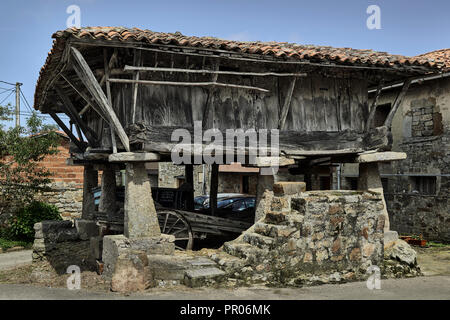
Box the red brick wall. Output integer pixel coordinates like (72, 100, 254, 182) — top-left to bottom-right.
(37, 138, 84, 186)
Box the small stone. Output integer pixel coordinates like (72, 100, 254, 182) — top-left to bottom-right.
(303, 251, 313, 263)
(273, 182, 306, 196)
(349, 248, 361, 261)
(362, 243, 375, 257)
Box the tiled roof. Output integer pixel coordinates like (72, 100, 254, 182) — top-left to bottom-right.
(416, 49, 450, 70)
(34, 27, 445, 109)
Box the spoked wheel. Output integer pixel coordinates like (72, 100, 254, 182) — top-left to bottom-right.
(157, 210, 194, 251)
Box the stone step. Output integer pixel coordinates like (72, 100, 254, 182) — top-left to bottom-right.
(183, 267, 226, 288)
(243, 232, 275, 249)
(147, 254, 218, 281)
(264, 211, 304, 228)
(254, 222, 298, 238)
(223, 242, 268, 262)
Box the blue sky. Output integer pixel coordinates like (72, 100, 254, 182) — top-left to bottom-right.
(0, 0, 449, 127)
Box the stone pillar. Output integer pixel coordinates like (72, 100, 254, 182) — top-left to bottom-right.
(124, 162, 161, 238)
(99, 165, 118, 216)
(82, 164, 98, 220)
(254, 174, 275, 222)
(358, 162, 390, 232)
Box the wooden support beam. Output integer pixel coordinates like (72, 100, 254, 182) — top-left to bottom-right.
(365, 79, 385, 132)
(71, 47, 130, 152)
(209, 163, 219, 217)
(103, 48, 118, 154)
(131, 49, 142, 124)
(54, 86, 98, 146)
(49, 112, 86, 152)
(202, 63, 219, 129)
(107, 78, 270, 93)
(124, 65, 307, 77)
(185, 164, 194, 211)
(384, 78, 412, 128)
(278, 77, 297, 130)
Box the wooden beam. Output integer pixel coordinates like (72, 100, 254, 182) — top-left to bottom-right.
(107, 78, 270, 93)
(365, 79, 384, 132)
(202, 63, 219, 129)
(49, 112, 86, 152)
(131, 50, 142, 124)
(70, 47, 130, 152)
(384, 78, 412, 128)
(185, 164, 194, 211)
(54, 86, 98, 146)
(278, 77, 297, 130)
(124, 65, 307, 77)
(103, 48, 118, 154)
(210, 163, 219, 217)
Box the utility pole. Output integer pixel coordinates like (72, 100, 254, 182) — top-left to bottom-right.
(15, 82, 22, 128)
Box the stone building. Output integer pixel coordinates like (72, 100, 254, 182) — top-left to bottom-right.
(340, 49, 450, 242)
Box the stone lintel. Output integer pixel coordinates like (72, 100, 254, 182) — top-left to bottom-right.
(252, 157, 295, 168)
(356, 151, 407, 163)
(109, 152, 160, 163)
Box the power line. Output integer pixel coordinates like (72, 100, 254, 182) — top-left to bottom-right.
(0, 90, 14, 105)
(19, 88, 34, 113)
(0, 80, 15, 86)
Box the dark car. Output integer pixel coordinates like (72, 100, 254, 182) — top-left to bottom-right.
(198, 195, 256, 223)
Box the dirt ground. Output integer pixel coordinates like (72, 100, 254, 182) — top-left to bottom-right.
(415, 246, 450, 276)
(0, 245, 448, 294)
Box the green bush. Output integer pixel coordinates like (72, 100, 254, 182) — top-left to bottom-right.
(5, 201, 61, 242)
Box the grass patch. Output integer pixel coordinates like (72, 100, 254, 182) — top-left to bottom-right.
(0, 238, 32, 251)
(427, 241, 450, 248)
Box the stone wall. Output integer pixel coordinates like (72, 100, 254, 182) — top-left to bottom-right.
(32, 220, 97, 274)
(211, 185, 387, 286)
(36, 182, 83, 220)
(374, 78, 450, 242)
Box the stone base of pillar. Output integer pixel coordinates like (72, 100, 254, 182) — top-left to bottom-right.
(102, 234, 175, 281)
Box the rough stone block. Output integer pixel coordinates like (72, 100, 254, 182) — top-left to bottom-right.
(384, 230, 399, 249)
(102, 234, 175, 280)
(34, 220, 72, 239)
(75, 219, 99, 240)
(183, 267, 226, 288)
(273, 182, 306, 196)
(110, 250, 155, 293)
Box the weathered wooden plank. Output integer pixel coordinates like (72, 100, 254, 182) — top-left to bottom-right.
(103, 49, 118, 153)
(108, 78, 270, 93)
(384, 78, 412, 128)
(49, 112, 86, 152)
(71, 47, 130, 152)
(278, 77, 296, 130)
(124, 65, 307, 77)
(365, 79, 385, 131)
(54, 86, 98, 146)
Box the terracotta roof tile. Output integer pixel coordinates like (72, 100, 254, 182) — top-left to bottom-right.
(34, 27, 446, 110)
(416, 49, 450, 70)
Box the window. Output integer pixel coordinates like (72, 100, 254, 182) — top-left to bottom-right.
(232, 200, 247, 212)
(411, 176, 436, 195)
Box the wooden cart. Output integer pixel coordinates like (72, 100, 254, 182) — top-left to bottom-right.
(93, 186, 253, 250)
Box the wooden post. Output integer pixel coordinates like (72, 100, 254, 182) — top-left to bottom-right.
(209, 163, 219, 216)
(278, 77, 297, 130)
(185, 164, 194, 211)
(82, 164, 98, 220)
(365, 79, 385, 131)
(99, 164, 118, 216)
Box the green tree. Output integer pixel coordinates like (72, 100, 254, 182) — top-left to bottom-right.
(0, 104, 60, 221)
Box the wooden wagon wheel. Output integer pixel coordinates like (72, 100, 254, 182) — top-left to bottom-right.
(157, 210, 194, 251)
